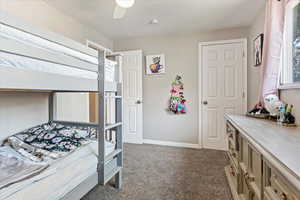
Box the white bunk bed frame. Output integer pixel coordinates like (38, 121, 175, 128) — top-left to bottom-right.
(0, 12, 123, 199)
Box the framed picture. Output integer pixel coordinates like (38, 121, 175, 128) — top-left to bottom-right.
(146, 54, 165, 75)
(254, 34, 264, 66)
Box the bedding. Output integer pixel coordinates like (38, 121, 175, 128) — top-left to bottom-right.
(4, 122, 98, 161)
(0, 122, 116, 197)
(0, 146, 48, 190)
(0, 141, 115, 200)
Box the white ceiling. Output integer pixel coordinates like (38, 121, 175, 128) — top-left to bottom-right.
(43, 0, 265, 40)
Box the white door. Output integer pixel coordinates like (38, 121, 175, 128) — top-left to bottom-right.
(121, 50, 143, 144)
(200, 41, 246, 150)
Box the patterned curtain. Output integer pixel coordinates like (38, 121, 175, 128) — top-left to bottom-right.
(259, 0, 287, 102)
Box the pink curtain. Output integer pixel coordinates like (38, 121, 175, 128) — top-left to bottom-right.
(259, 0, 287, 103)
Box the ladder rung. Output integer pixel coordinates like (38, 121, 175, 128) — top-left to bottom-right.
(105, 122, 122, 130)
(104, 95, 122, 99)
(105, 149, 122, 163)
(104, 167, 122, 185)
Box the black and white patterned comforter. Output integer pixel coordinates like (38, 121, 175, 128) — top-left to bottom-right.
(4, 122, 97, 161)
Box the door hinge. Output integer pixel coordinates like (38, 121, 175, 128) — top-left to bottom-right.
(242, 91, 246, 98)
(242, 50, 245, 58)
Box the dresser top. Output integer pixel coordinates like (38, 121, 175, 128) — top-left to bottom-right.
(226, 114, 300, 187)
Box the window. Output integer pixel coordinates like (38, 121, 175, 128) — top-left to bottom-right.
(281, 1, 300, 88)
(292, 3, 300, 82)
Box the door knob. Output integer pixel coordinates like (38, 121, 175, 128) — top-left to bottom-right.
(136, 100, 142, 104)
(202, 101, 208, 105)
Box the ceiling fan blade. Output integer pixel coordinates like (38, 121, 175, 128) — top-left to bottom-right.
(113, 5, 127, 19)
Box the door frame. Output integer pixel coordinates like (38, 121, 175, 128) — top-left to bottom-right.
(198, 38, 247, 149)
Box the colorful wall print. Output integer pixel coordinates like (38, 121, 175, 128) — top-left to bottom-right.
(146, 54, 165, 75)
(169, 75, 186, 114)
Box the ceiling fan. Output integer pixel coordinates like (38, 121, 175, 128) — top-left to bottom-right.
(113, 0, 135, 19)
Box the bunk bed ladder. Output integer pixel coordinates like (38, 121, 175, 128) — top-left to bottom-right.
(97, 50, 123, 189)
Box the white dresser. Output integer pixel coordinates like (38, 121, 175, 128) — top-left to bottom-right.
(225, 114, 300, 200)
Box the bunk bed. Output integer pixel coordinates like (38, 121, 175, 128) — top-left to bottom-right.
(0, 11, 123, 200)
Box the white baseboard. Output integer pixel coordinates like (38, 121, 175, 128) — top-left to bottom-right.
(143, 139, 201, 149)
(125, 138, 143, 144)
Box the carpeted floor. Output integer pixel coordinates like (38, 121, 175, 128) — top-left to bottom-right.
(82, 144, 232, 200)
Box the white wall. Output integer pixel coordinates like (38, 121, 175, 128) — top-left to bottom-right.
(247, 7, 265, 109)
(0, 92, 48, 142)
(114, 27, 249, 144)
(0, 0, 113, 136)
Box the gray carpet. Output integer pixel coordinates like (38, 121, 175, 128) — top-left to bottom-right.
(82, 144, 233, 200)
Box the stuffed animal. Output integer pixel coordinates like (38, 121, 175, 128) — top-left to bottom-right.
(264, 94, 283, 116)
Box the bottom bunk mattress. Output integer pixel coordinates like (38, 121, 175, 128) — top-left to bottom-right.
(0, 141, 115, 200)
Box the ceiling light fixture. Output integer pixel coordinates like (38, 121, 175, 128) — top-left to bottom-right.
(149, 19, 159, 24)
(116, 0, 135, 8)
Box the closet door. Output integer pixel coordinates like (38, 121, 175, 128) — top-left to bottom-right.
(121, 50, 143, 144)
(201, 41, 246, 150)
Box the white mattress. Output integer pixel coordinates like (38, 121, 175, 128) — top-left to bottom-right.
(0, 52, 98, 80)
(0, 51, 117, 82)
(0, 141, 115, 200)
(0, 23, 97, 65)
(0, 21, 117, 82)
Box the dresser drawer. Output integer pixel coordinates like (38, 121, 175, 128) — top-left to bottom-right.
(240, 175, 261, 200)
(248, 144, 263, 198)
(227, 122, 238, 147)
(269, 173, 299, 200)
(239, 134, 248, 168)
(240, 175, 251, 200)
(250, 191, 260, 200)
(228, 140, 239, 167)
(264, 162, 300, 200)
(228, 159, 240, 191)
(228, 136, 238, 152)
(264, 186, 299, 200)
(264, 187, 278, 200)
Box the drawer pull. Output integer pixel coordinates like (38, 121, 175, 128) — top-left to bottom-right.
(280, 193, 287, 200)
(244, 172, 255, 182)
(230, 166, 236, 177)
(231, 152, 237, 157)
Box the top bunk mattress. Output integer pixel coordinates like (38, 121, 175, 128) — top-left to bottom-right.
(0, 141, 115, 200)
(0, 12, 119, 92)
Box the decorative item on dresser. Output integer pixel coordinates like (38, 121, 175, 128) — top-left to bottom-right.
(247, 94, 297, 127)
(224, 114, 300, 200)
